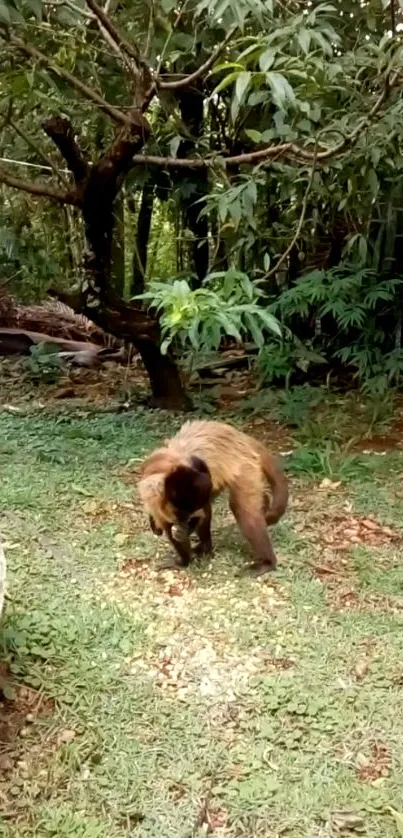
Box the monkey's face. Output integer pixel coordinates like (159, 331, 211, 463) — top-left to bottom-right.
(164, 457, 212, 525)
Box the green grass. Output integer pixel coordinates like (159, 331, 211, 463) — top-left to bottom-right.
(2, 409, 403, 837)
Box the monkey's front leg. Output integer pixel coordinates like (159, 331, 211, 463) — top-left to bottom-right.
(193, 504, 213, 556)
(157, 524, 192, 570)
(149, 515, 163, 536)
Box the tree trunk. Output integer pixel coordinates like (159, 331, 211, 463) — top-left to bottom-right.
(43, 116, 190, 410)
(131, 181, 154, 296)
(135, 338, 191, 409)
(111, 193, 125, 296)
(82, 169, 189, 409)
(177, 87, 209, 287)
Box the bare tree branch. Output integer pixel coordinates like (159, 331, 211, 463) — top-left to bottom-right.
(0, 108, 68, 185)
(3, 33, 133, 126)
(0, 166, 80, 204)
(42, 116, 89, 183)
(84, 0, 141, 64)
(44, 0, 93, 19)
(158, 28, 236, 90)
(134, 72, 400, 169)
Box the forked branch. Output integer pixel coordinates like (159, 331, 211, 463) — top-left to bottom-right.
(4, 33, 132, 126)
(158, 28, 235, 90)
(42, 116, 89, 184)
(84, 0, 141, 64)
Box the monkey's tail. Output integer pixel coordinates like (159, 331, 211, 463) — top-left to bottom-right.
(257, 444, 289, 524)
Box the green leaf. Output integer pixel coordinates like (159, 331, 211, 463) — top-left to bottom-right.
(296, 27, 311, 54)
(211, 70, 240, 97)
(30, 645, 51, 659)
(235, 70, 252, 105)
(245, 129, 262, 143)
(169, 135, 181, 158)
(228, 199, 242, 227)
(188, 318, 201, 349)
(160, 337, 171, 355)
(23, 0, 43, 19)
(215, 311, 242, 342)
(259, 47, 275, 72)
(0, 0, 11, 22)
(210, 61, 244, 75)
(236, 775, 280, 800)
(244, 311, 265, 347)
(1, 682, 15, 701)
(358, 236, 367, 263)
(266, 72, 296, 109)
(258, 309, 282, 337)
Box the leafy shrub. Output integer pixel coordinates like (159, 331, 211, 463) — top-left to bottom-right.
(134, 268, 281, 356)
(259, 266, 403, 395)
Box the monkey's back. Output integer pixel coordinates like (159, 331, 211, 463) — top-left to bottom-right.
(167, 420, 263, 492)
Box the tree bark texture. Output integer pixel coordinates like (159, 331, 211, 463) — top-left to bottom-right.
(111, 193, 126, 296)
(131, 180, 154, 295)
(43, 115, 189, 409)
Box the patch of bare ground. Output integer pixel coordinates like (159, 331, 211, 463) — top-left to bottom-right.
(353, 416, 403, 453)
(0, 357, 148, 410)
(292, 481, 402, 613)
(76, 497, 137, 535)
(311, 544, 403, 613)
(0, 664, 54, 751)
(294, 478, 400, 550)
(0, 724, 83, 821)
(243, 415, 294, 453)
(195, 793, 230, 835)
(0, 664, 57, 818)
(127, 630, 294, 704)
(0, 676, 91, 825)
(336, 733, 392, 785)
(96, 561, 290, 706)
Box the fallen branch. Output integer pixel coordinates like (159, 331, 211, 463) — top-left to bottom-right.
(0, 327, 101, 353)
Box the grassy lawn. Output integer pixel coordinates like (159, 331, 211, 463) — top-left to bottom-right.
(2, 402, 403, 837)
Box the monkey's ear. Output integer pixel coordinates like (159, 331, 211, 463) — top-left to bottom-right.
(190, 456, 210, 475)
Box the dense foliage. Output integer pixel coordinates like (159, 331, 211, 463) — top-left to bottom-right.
(0, 0, 403, 398)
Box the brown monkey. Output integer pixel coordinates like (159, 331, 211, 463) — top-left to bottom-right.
(138, 420, 288, 575)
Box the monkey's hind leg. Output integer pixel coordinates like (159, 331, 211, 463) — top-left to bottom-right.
(229, 485, 277, 576)
(157, 524, 192, 571)
(193, 504, 213, 557)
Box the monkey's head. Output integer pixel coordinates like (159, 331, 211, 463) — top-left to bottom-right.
(164, 456, 212, 524)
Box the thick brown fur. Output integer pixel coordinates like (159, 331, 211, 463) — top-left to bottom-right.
(138, 420, 288, 574)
